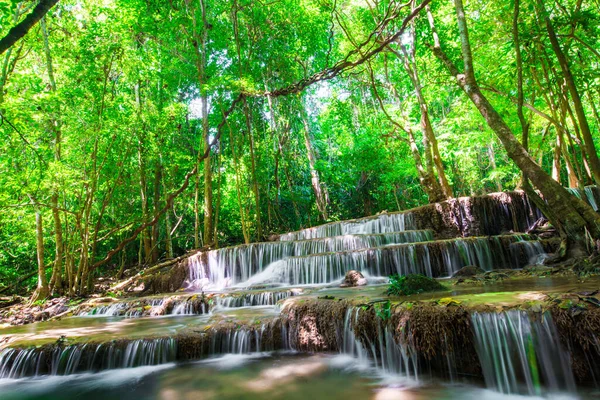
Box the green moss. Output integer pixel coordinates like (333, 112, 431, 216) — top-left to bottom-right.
(387, 274, 445, 296)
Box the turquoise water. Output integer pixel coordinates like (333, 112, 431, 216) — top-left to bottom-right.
(0, 353, 595, 400)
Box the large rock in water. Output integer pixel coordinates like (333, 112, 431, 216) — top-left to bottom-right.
(340, 270, 367, 288)
(452, 265, 484, 278)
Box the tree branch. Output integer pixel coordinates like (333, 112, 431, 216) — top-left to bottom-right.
(0, 0, 60, 55)
(260, 0, 431, 98)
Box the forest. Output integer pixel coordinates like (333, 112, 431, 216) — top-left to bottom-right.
(0, 1, 600, 398)
(1, 0, 599, 299)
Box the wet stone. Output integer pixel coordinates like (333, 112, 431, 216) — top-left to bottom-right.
(452, 266, 484, 278)
(340, 270, 367, 288)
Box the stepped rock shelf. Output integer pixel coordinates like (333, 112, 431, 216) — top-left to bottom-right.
(2, 190, 600, 399)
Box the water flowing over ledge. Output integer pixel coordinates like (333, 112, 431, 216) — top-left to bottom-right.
(187, 235, 549, 288)
(278, 191, 544, 241)
(2, 298, 600, 398)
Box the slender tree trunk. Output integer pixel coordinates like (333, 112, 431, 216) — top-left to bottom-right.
(552, 134, 561, 182)
(202, 95, 214, 246)
(429, 1, 600, 245)
(194, 166, 202, 248)
(225, 114, 250, 244)
(213, 150, 222, 248)
(538, 0, 600, 186)
(243, 98, 262, 240)
(512, 0, 531, 157)
(138, 142, 152, 262)
(41, 15, 64, 293)
(398, 31, 452, 199)
(151, 162, 162, 262)
(301, 108, 329, 220)
(369, 60, 444, 202)
(163, 180, 174, 258)
(30, 199, 49, 302)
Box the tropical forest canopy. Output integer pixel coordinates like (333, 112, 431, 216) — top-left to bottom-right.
(0, 0, 599, 297)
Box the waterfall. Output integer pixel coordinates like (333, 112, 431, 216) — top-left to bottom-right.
(80, 302, 129, 316)
(471, 311, 576, 396)
(78, 298, 209, 317)
(279, 213, 417, 241)
(0, 338, 176, 379)
(186, 230, 433, 289)
(79, 299, 165, 317)
(340, 307, 418, 378)
(208, 319, 285, 355)
(172, 300, 203, 315)
(214, 290, 295, 308)
(241, 236, 546, 287)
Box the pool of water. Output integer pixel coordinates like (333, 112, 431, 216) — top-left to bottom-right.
(0, 353, 596, 400)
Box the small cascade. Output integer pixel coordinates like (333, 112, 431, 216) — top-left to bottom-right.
(214, 290, 296, 308)
(340, 307, 418, 378)
(81, 302, 128, 316)
(79, 297, 209, 317)
(208, 320, 285, 355)
(510, 240, 547, 266)
(471, 311, 576, 396)
(242, 236, 546, 287)
(80, 299, 166, 317)
(186, 230, 433, 289)
(0, 338, 176, 379)
(279, 191, 544, 241)
(279, 213, 417, 241)
(171, 300, 206, 315)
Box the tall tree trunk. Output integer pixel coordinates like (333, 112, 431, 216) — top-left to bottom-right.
(30, 198, 49, 302)
(163, 180, 174, 258)
(428, 1, 600, 246)
(151, 162, 162, 262)
(243, 98, 262, 240)
(398, 29, 452, 199)
(552, 134, 561, 182)
(191, 0, 214, 247)
(538, 0, 600, 186)
(202, 95, 214, 246)
(512, 0, 530, 155)
(225, 113, 250, 244)
(369, 61, 444, 203)
(41, 15, 63, 293)
(213, 150, 222, 248)
(194, 167, 202, 248)
(301, 108, 329, 220)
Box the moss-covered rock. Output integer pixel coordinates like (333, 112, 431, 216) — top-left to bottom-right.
(387, 274, 446, 296)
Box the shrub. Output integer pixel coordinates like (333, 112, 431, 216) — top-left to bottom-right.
(387, 274, 445, 296)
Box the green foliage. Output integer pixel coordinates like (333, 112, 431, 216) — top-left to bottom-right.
(387, 274, 445, 297)
(373, 301, 392, 321)
(0, 0, 598, 296)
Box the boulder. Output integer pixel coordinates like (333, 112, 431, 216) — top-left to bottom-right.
(452, 266, 484, 278)
(340, 270, 367, 288)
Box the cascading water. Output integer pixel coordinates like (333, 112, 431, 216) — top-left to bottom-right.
(80, 302, 128, 316)
(279, 213, 417, 241)
(340, 307, 418, 378)
(186, 230, 433, 289)
(0, 338, 176, 379)
(214, 290, 296, 308)
(471, 311, 576, 396)
(171, 300, 206, 315)
(241, 236, 546, 287)
(78, 297, 208, 317)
